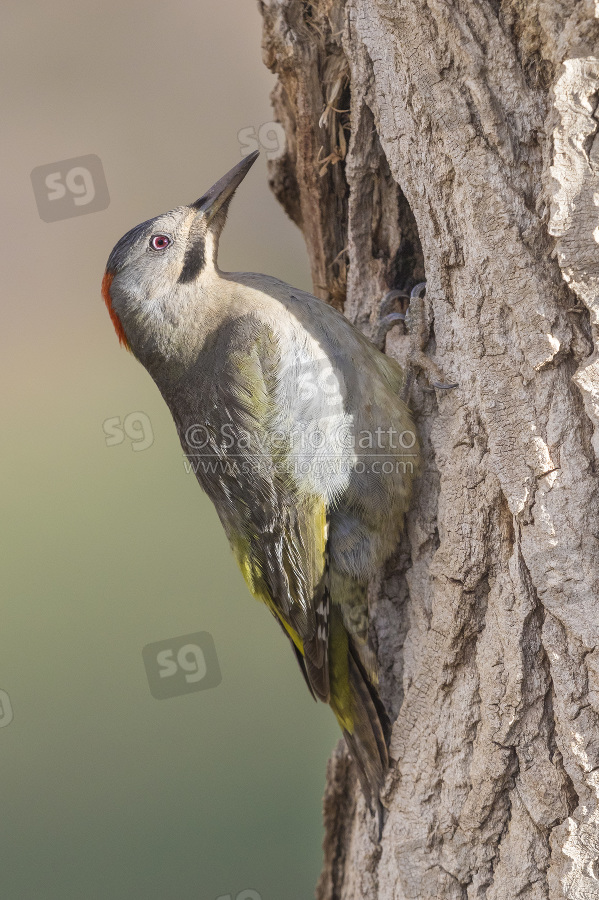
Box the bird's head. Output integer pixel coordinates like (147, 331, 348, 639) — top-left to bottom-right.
(101, 150, 259, 358)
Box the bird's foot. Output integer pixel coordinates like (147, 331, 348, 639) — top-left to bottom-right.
(405, 283, 458, 392)
(373, 288, 409, 351)
(373, 283, 458, 398)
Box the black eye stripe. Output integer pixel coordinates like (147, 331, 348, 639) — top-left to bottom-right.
(178, 233, 206, 283)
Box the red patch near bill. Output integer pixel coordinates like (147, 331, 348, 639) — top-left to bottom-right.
(101, 271, 130, 350)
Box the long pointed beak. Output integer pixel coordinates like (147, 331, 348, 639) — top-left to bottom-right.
(191, 150, 260, 221)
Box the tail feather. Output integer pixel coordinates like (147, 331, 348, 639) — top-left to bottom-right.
(343, 642, 389, 808)
(329, 605, 390, 814)
(349, 639, 390, 766)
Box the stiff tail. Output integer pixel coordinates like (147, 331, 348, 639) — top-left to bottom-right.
(329, 607, 391, 812)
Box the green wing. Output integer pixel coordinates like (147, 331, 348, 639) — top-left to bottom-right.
(198, 321, 331, 702)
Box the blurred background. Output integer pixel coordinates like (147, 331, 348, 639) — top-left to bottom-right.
(0, 1, 340, 897)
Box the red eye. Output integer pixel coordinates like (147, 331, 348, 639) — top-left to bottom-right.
(149, 234, 171, 251)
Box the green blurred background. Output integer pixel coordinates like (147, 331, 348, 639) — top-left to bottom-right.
(0, 1, 339, 897)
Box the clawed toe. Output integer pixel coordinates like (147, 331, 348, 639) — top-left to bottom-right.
(426, 381, 459, 391)
(373, 289, 409, 349)
(410, 282, 426, 301)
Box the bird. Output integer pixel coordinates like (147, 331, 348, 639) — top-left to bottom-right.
(101, 150, 419, 813)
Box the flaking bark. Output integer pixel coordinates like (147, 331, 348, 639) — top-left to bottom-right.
(258, 1, 599, 897)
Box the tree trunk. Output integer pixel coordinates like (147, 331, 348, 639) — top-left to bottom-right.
(258, 1, 599, 897)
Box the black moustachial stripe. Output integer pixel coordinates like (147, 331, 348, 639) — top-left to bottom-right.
(178, 231, 206, 283)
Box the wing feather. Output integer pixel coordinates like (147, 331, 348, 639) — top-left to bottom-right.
(190, 318, 331, 701)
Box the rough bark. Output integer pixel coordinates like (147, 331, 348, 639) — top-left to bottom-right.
(258, 1, 599, 897)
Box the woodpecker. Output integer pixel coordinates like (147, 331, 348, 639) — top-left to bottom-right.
(102, 150, 420, 811)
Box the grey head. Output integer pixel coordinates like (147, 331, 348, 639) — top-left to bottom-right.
(101, 150, 260, 363)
